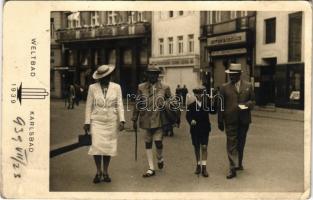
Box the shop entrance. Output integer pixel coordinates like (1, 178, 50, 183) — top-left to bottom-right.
(260, 58, 276, 106)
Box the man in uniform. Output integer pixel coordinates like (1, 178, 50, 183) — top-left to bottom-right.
(218, 63, 255, 179)
(132, 65, 172, 178)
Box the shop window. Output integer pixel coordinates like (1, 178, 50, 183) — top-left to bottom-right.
(123, 49, 132, 65)
(94, 50, 98, 66)
(98, 49, 106, 65)
(159, 38, 164, 55)
(178, 36, 184, 54)
(80, 50, 89, 66)
(108, 49, 116, 64)
(168, 37, 173, 55)
(275, 64, 304, 109)
(265, 18, 276, 44)
(68, 50, 75, 66)
(188, 34, 194, 53)
(288, 12, 302, 62)
(288, 66, 303, 108)
(140, 47, 148, 65)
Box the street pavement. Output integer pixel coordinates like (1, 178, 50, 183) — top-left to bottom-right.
(50, 100, 304, 192)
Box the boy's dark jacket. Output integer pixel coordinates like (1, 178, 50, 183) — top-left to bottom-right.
(186, 97, 216, 134)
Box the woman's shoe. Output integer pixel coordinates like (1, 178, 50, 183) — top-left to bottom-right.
(102, 174, 111, 182)
(93, 173, 101, 184)
(142, 169, 155, 178)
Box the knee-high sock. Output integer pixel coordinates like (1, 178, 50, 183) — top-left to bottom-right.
(146, 149, 154, 170)
(201, 145, 208, 165)
(194, 145, 200, 165)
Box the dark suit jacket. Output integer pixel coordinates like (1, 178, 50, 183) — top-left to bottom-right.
(186, 99, 213, 134)
(218, 80, 255, 125)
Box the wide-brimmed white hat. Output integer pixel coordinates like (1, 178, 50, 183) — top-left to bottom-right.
(225, 63, 242, 74)
(92, 64, 115, 80)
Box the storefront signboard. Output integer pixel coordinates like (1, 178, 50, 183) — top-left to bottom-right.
(211, 48, 247, 57)
(207, 32, 246, 47)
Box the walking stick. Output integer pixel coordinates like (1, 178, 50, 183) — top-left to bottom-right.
(135, 126, 138, 161)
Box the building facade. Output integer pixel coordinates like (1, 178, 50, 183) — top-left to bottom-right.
(200, 11, 256, 90)
(255, 11, 304, 109)
(50, 12, 65, 98)
(51, 11, 152, 98)
(149, 11, 201, 94)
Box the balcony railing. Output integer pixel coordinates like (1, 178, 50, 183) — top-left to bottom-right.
(201, 15, 255, 36)
(56, 22, 151, 42)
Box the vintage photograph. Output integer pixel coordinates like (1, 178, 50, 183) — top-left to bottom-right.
(49, 10, 305, 192)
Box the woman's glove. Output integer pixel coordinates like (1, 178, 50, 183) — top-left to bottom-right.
(191, 120, 197, 126)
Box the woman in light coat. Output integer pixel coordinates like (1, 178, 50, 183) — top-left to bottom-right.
(84, 64, 125, 184)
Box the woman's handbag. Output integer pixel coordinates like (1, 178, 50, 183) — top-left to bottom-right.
(78, 130, 92, 146)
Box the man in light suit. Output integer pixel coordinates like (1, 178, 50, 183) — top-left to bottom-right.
(132, 65, 172, 178)
(218, 63, 255, 179)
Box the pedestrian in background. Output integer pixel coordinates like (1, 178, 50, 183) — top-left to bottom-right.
(132, 65, 172, 178)
(162, 123, 174, 137)
(162, 99, 181, 137)
(175, 84, 182, 104)
(74, 83, 83, 106)
(182, 85, 189, 106)
(68, 84, 76, 109)
(217, 63, 255, 179)
(186, 86, 215, 177)
(84, 64, 125, 184)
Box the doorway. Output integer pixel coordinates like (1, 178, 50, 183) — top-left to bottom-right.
(260, 58, 276, 106)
